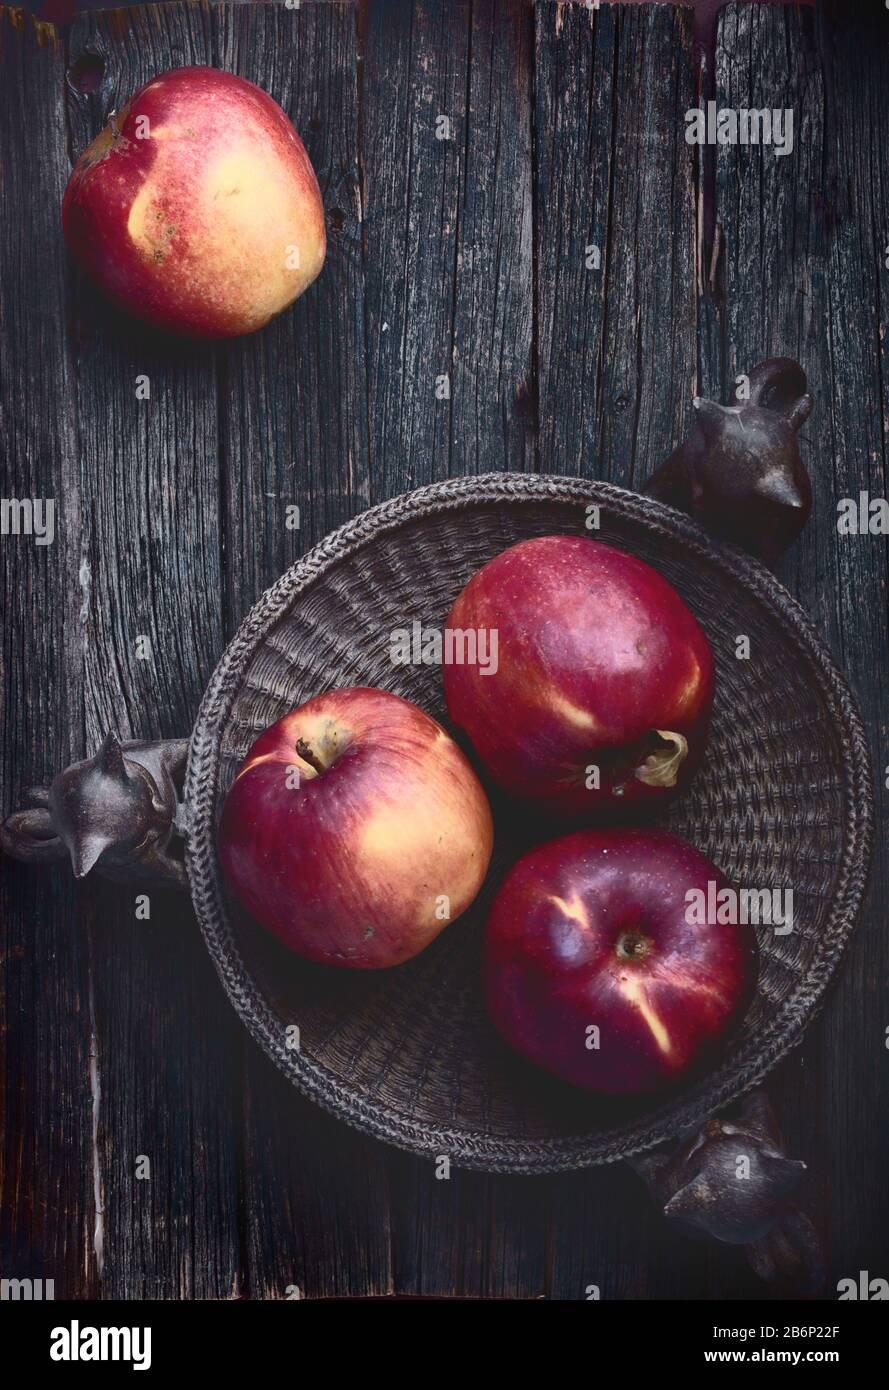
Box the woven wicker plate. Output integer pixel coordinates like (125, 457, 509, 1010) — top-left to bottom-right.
(183, 473, 873, 1173)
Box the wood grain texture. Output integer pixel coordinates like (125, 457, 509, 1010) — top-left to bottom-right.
(64, 1, 242, 1300)
(386, 1152, 551, 1299)
(218, 0, 371, 626)
(0, 8, 94, 1300)
(448, 0, 535, 476)
(713, 0, 889, 1289)
(242, 1053, 393, 1300)
(534, 0, 698, 488)
(362, 0, 471, 496)
(806, 0, 889, 1283)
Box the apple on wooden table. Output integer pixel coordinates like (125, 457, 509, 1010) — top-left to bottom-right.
(62, 66, 326, 338)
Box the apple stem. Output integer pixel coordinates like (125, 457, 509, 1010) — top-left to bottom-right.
(633, 729, 688, 788)
(295, 738, 325, 775)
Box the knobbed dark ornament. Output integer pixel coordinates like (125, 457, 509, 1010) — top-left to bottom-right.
(0, 732, 187, 886)
(644, 359, 813, 564)
(630, 1089, 825, 1293)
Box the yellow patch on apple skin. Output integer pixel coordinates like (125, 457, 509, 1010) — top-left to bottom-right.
(470, 630, 598, 733)
(78, 123, 116, 170)
(125, 136, 325, 331)
(549, 892, 589, 929)
(209, 151, 262, 202)
(233, 750, 279, 784)
(361, 804, 429, 859)
(546, 688, 598, 731)
(358, 749, 492, 922)
(360, 804, 477, 926)
(669, 651, 705, 718)
(126, 183, 153, 246)
(233, 748, 319, 786)
(618, 974, 674, 1058)
(657, 964, 730, 1013)
(144, 123, 194, 143)
(126, 186, 177, 264)
(199, 147, 324, 316)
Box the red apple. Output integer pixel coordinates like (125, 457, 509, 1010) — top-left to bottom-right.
(484, 828, 758, 1095)
(62, 67, 326, 338)
(218, 687, 494, 969)
(443, 535, 714, 816)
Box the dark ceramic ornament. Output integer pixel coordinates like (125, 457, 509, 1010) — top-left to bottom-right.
(644, 359, 813, 564)
(630, 1089, 825, 1293)
(0, 732, 187, 886)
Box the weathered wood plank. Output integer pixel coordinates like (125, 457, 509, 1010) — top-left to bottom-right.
(386, 1153, 551, 1299)
(448, 0, 535, 475)
(217, 0, 371, 628)
(212, 0, 392, 1300)
(0, 7, 94, 1300)
(242, 1055, 394, 1300)
(804, 0, 889, 1285)
(534, 0, 698, 488)
(714, 0, 889, 1289)
(66, 1, 242, 1299)
(555, 1169, 766, 1300)
(361, 0, 471, 496)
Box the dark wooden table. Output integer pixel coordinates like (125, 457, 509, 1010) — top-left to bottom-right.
(1, 0, 886, 1301)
